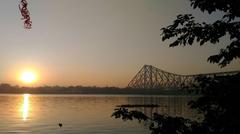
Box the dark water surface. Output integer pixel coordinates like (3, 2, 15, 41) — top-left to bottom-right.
(0, 94, 198, 134)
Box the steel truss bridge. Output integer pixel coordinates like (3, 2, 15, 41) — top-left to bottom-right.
(128, 65, 240, 89)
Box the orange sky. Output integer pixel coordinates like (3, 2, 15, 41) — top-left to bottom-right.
(0, 0, 239, 87)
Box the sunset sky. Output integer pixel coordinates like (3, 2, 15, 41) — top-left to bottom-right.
(0, 0, 239, 87)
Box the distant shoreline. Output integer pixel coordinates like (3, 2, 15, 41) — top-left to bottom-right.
(0, 89, 198, 96)
(0, 83, 199, 95)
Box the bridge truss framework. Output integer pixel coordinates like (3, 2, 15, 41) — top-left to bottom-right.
(128, 65, 240, 89)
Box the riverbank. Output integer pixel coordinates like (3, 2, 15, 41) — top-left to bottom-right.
(0, 88, 198, 95)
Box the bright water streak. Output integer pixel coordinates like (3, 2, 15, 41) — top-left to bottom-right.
(22, 94, 30, 121)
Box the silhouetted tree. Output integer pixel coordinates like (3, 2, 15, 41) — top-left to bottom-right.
(189, 73, 239, 134)
(112, 107, 207, 134)
(112, 73, 240, 134)
(161, 0, 240, 67)
(113, 0, 240, 134)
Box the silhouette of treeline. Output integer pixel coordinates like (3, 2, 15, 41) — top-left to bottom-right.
(0, 83, 191, 95)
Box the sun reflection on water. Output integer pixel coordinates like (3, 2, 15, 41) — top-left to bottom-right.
(21, 94, 30, 121)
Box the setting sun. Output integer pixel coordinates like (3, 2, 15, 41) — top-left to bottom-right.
(20, 71, 37, 84)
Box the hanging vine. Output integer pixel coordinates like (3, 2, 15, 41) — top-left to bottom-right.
(19, 0, 32, 29)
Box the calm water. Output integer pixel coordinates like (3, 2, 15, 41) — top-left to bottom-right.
(0, 94, 198, 134)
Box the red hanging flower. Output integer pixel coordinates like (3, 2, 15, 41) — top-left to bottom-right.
(19, 0, 32, 29)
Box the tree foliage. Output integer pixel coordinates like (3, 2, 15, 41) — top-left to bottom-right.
(112, 108, 205, 134)
(161, 0, 240, 67)
(189, 73, 240, 134)
(113, 1, 240, 134)
(112, 73, 240, 134)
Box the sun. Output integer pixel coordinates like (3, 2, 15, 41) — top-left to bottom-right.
(20, 71, 37, 84)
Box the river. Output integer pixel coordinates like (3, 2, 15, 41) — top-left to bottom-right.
(0, 94, 198, 134)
